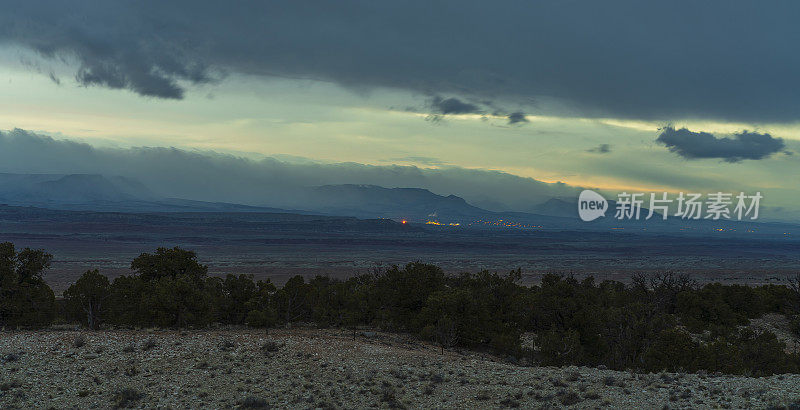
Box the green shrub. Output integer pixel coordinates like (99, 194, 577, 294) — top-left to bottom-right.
(536, 329, 583, 366)
(111, 388, 144, 408)
(643, 329, 700, 372)
(677, 286, 746, 333)
(4, 241, 797, 376)
(790, 315, 800, 337)
(0, 242, 55, 327)
(64, 269, 110, 329)
(245, 309, 276, 328)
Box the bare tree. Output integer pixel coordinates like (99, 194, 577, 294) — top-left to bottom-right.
(435, 315, 458, 354)
(631, 271, 698, 315)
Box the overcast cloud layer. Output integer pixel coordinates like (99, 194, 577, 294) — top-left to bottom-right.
(0, 129, 580, 211)
(3, 1, 800, 122)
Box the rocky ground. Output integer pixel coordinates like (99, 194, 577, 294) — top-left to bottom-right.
(1, 328, 800, 409)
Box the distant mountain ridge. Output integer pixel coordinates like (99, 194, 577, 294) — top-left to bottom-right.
(0, 173, 154, 203)
(528, 197, 577, 218)
(37, 174, 156, 202)
(0, 173, 281, 213)
(0, 173, 793, 236)
(0, 174, 494, 219)
(306, 184, 488, 220)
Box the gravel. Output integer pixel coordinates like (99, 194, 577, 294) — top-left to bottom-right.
(1, 328, 799, 408)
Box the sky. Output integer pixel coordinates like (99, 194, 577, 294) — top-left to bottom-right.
(0, 1, 798, 219)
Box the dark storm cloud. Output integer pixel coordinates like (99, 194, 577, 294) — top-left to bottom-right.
(3, 1, 800, 122)
(0, 1, 214, 99)
(507, 112, 528, 124)
(429, 96, 481, 115)
(656, 127, 786, 162)
(0, 129, 580, 211)
(587, 144, 612, 154)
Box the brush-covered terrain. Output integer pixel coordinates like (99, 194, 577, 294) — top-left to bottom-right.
(4, 242, 800, 408)
(2, 328, 800, 409)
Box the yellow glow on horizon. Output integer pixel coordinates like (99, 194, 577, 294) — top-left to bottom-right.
(1, 61, 798, 216)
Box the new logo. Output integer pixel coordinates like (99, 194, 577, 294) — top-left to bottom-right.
(578, 190, 608, 221)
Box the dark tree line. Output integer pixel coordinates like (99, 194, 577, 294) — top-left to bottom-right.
(0, 242, 55, 327)
(3, 241, 800, 376)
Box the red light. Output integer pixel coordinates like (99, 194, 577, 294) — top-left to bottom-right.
(401, 220, 407, 224)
